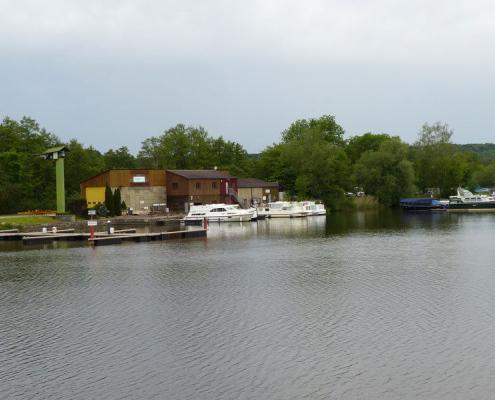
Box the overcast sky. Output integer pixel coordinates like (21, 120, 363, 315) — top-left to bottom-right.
(1, 0, 494, 153)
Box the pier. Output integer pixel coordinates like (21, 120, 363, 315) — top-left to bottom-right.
(88, 229, 207, 246)
(0, 227, 206, 246)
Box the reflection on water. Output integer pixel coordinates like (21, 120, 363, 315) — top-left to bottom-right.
(2, 210, 495, 399)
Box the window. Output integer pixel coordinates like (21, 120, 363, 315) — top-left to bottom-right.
(172, 182, 178, 190)
(212, 181, 217, 189)
(196, 182, 201, 190)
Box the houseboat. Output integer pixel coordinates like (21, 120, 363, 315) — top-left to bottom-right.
(257, 201, 307, 218)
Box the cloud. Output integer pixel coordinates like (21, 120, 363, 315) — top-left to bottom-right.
(1, 0, 495, 152)
(2, 0, 495, 66)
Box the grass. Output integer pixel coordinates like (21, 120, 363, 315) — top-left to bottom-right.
(350, 196, 379, 210)
(0, 215, 59, 226)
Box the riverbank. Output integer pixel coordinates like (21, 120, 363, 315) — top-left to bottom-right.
(0, 214, 184, 232)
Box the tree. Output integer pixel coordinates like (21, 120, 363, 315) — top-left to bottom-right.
(412, 122, 469, 196)
(280, 126, 350, 207)
(354, 137, 416, 206)
(281, 115, 345, 145)
(137, 123, 251, 174)
(104, 146, 136, 169)
(105, 184, 114, 216)
(473, 161, 495, 187)
(64, 139, 105, 198)
(346, 133, 391, 164)
(113, 188, 122, 216)
(0, 117, 59, 212)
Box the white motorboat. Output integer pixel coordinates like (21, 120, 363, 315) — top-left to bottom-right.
(296, 201, 327, 216)
(448, 187, 495, 211)
(296, 201, 317, 216)
(314, 202, 326, 215)
(184, 204, 256, 223)
(257, 201, 306, 218)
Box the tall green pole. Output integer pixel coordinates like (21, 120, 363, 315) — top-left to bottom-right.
(56, 158, 66, 213)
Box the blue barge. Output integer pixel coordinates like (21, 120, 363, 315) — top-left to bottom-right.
(400, 198, 447, 211)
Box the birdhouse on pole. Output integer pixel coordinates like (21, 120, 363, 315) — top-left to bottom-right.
(41, 145, 69, 213)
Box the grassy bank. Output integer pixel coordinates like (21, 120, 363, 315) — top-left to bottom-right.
(0, 215, 58, 229)
(350, 196, 380, 210)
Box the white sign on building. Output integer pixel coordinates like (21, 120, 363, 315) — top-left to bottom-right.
(132, 176, 146, 183)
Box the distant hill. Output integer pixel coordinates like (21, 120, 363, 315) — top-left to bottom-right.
(456, 143, 495, 163)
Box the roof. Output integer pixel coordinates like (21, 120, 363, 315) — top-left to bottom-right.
(42, 145, 69, 154)
(80, 169, 165, 184)
(167, 170, 233, 179)
(238, 178, 279, 188)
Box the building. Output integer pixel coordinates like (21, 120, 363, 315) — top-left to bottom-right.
(80, 169, 167, 213)
(237, 178, 279, 207)
(166, 170, 238, 210)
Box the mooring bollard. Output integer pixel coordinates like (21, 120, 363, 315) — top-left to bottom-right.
(107, 220, 111, 234)
(42, 227, 47, 233)
(52, 226, 57, 234)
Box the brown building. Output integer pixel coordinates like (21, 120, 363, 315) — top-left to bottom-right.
(237, 178, 279, 207)
(166, 170, 239, 210)
(80, 169, 167, 213)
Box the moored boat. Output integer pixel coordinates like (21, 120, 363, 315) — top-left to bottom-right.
(257, 201, 306, 218)
(295, 201, 327, 216)
(184, 204, 256, 223)
(448, 187, 495, 211)
(400, 197, 447, 211)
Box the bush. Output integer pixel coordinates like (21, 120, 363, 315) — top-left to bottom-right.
(67, 193, 87, 217)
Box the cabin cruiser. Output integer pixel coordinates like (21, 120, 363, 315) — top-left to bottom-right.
(257, 201, 307, 218)
(184, 204, 257, 223)
(314, 202, 327, 215)
(296, 200, 327, 216)
(448, 187, 495, 211)
(297, 201, 318, 216)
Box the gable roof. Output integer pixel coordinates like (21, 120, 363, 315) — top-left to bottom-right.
(42, 145, 69, 155)
(167, 170, 233, 179)
(238, 178, 279, 188)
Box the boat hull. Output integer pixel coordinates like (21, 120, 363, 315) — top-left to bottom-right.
(184, 215, 253, 223)
(448, 202, 495, 212)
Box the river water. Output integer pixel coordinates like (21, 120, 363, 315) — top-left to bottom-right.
(1, 211, 495, 399)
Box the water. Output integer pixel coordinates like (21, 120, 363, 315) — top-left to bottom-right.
(1, 211, 495, 399)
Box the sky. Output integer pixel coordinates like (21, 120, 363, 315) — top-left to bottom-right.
(1, 0, 495, 154)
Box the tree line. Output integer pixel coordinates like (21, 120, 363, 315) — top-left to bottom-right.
(0, 115, 494, 214)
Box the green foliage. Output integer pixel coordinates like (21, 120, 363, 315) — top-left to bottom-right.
(457, 143, 495, 163)
(64, 139, 106, 197)
(0, 117, 59, 213)
(473, 161, 495, 187)
(280, 128, 350, 208)
(411, 122, 471, 196)
(281, 115, 345, 145)
(346, 133, 391, 164)
(354, 138, 416, 206)
(105, 184, 114, 216)
(137, 124, 252, 176)
(121, 201, 127, 210)
(67, 192, 87, 217)
(104, 146, 136, 169)
(113, 188, 122, 216)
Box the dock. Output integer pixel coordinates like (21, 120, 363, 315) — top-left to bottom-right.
(0, 227, 206, 246)
(88, 229, 207, 246)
